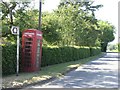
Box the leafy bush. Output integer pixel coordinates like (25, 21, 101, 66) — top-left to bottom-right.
(2, 44, 17, 76)
(2, 45, 101, 76)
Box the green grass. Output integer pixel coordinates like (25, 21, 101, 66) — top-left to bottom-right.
(2, 53, 104, 88)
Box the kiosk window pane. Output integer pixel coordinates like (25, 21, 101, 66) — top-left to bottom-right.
(24, 38, 33, 68)
(26, 42, 32, 44)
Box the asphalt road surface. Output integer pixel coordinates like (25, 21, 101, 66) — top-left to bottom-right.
(27, 53, 119, 88)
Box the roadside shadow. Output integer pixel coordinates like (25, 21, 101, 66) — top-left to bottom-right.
(47, 54, 118, 88)
(49, 68, 118, 88)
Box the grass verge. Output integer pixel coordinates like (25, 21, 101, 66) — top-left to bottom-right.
(2, 53, 104, 88)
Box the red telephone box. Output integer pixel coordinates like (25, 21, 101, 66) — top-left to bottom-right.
(22, 29, 42, 72)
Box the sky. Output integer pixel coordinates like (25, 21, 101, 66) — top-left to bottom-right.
(32, 0, 119, 44)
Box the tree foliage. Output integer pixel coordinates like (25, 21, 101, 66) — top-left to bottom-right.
(97, 20, 115, 52)
(1, 1, 30, 35)
(42, 12, 62, 45)
(1, 0, 115, 51)
(55, 0, 102, 47)
(1, 1, 31, 44)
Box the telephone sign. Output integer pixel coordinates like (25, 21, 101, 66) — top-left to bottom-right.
(11, 26, 19, 35)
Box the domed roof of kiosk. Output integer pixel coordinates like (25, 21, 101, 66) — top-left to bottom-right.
(25, 29, 42, 33)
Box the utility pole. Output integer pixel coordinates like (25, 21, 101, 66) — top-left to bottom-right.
(39, 0, 42, 30)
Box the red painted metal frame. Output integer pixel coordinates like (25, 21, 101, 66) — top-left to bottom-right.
(22, 29, 42, 72)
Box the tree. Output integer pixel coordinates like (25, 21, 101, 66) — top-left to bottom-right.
(1, 1, 17, 37)
(97, 20, 115, 52)
(1, 1, 31, 44)
(55, 0, 102, 47)
(41, 12, 62, 45)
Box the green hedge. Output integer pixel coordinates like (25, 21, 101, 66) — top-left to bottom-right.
(2, 45, 101, 76)
(41, 47, 101, 67)
(90, 47, 101, 56)
(118, 43, 120, 52)
(2, 45, 17, 75)
(2, 44, 22, 76)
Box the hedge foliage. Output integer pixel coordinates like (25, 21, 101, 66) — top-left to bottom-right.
(2, 45, 17, 75)
(41, 47, 90, 67)
(41, 47, 101, 67)
(2, 45, 22, 76)
(2, 45, 101, 76)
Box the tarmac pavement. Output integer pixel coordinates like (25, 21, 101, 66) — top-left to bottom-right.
(26, 53, 119, 88)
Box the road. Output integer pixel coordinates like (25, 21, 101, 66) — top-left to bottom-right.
(27, 53, 119, 88)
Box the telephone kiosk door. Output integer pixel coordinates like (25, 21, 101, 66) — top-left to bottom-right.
(22, 29, 42, 72)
